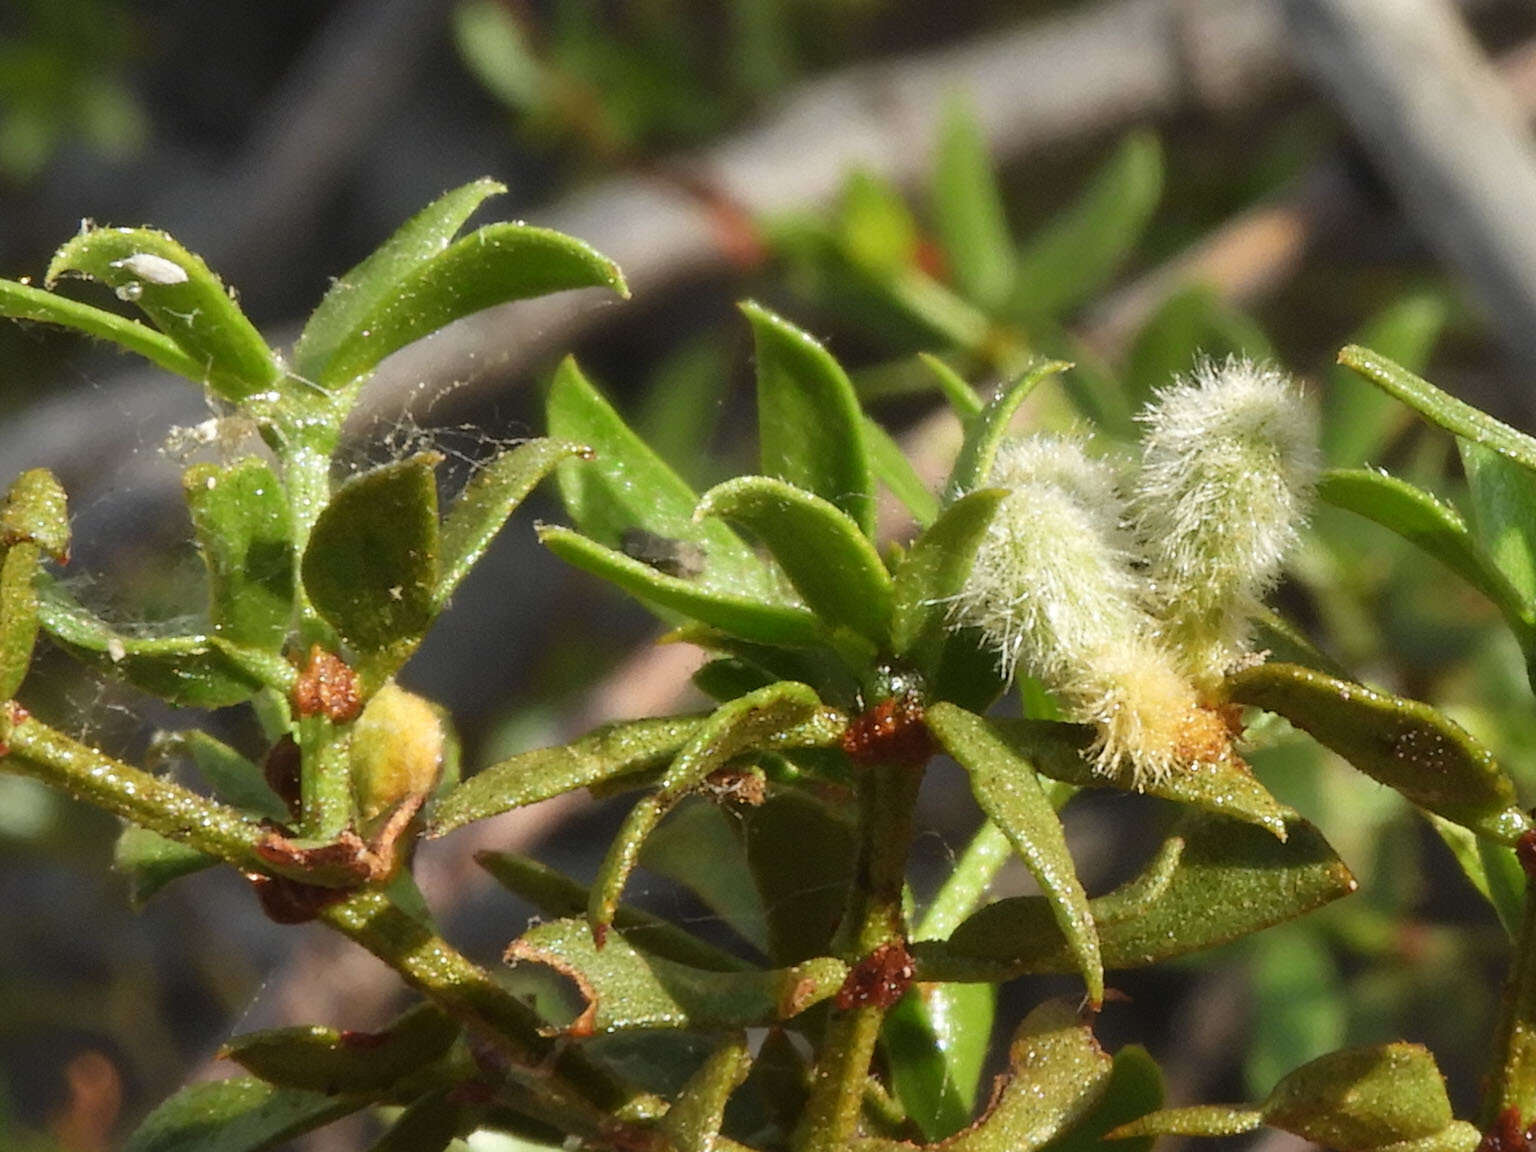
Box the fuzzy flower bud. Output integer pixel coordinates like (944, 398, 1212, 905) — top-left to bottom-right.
(349, 682, 445, 836)
(949, 436, 1226, 784)
(1130, 357, 1319, 691)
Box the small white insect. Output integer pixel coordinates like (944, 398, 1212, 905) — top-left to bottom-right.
(110, 253, 189, 286)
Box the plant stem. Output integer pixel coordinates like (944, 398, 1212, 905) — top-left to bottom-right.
(298, 714, 353, 840)
(1484, 877, 1536, 1126)
(917, 820, 1011, 941)
(795, 759, 924, 1152)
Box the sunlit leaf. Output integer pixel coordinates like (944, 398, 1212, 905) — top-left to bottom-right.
(884, 981, 995, 1140)
(0, 278, 204, 382)
(917, 352, 985, 420)
(184, 458, 292, 652)
(932, 97, 1016, 311)
(1461, 438, 1536, 631)
(1262, 1044, 1459, 1149)
(945, 359, 1071, 498)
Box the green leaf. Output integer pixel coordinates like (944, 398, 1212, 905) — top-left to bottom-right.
(1461, 438, 1536, 614)
(114, 824, 216, 907)
(221, 1003, 462, 1095)
(184, 458, 292, 652)
(294, 178, 506, 380)
(505, 917, 845, 1035)
(838, 170, 921, 277)
(865, 416, 940, 527)
(1224, 662, 1529, 843)
(122, 1076, 361, 1152)
(2, 468, 70, 562)
(743, 301, 875, 537)
(367, 1090, 471, 1152)
(589, 683, 831, 937)
(0, 543, 39, 699)
(742, 788, 858, 964)
(157, 729, 290, 824)
(884, 982, 995, 1140)
(1425, 814, 1524, 936)
(1122, 286, 1271, 410)
(640, 799, 771, 954)
(319, 223, 627, 390)
(1338, 344, 1536, 471)
(1010, 132, 1162, 319)
(931, 96, 1016, 311)
(660, 1035, 753, 1152)
(430, 715, 703, 834)
(917, 352, 985, 420)
(946, 359, 1071, 497)
(0, 278, 206, 382)
(47, 226, 279, 402)
(987, 718, 1291, 838)
(1109, 1106, 1261, 1140)
(926, 703, 1102, 1005)
(538, 524, 826, 647)
(696, 475, 893, 647)
(1040, 1045, 1163, 1152)
(546, 355, 779, 599)
(1245, 931, 1346, 1096)
(1323, 293, 1448, 466)
(1262, 1044, 1456, 1149)
(1318, 468, 1536, 645)
(436, 438, 587, 608)
(918, 813, 1356, 982)
(301, 454, 440, 675)
(37, 577, 264, 707)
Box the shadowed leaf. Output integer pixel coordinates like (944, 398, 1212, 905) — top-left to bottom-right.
(185, 458, 292, 652)
(122, 1076, 362, 1152)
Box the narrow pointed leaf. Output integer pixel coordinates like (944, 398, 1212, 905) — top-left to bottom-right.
(892, 489, 1006, 677)
(505, 917, 845, 1036)
(2, 468, 70, 562)
(47, 227, 279, 401)
(0, 278, 205, 381)
(660, 1036, 753, 1152)
(1109, 1106, 1262, 1140)
(539, 524, 826, 647)
(114, 824, 216, 907)
(946, 359, 1071, 497)
(1042, 1045, 1163, 1152)
(640, 799, 772, 954)
(744, 301, 874, 537)
(1010, 132, 1162, 319)
(184, 458, 292, 652)
(294, 178, 506, 379)
(884, 981, 995, 1140)
(926, 702, 1102, 1004)
(547, 355, 778, 598)
(1425, 814, 1523, 936)
(0, 543, 39, 698)
(1261, 1044, 1455, 1149)
(1225, 662, 1529, 843)
(436, 438, 587, 607)
(430, 715, 703, 834)
(1324, 294, 1448, 466)
(917, 352, 985, 418)
(320, 223, 627, 390)
(932, 97, 1017, 311)
(301, 454, 440, 671)
(866, 415, 940, 526)
(123, 1076, 362, 1152)
(742, 788, 859, 964)
(697, 475, 893, 646)
(1461, 438, 1536, 611)
(167, 729, 292, 824)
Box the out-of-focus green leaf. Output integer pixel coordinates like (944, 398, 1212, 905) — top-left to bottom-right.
(743, 788, 858, 964)
(1040, 1045, 1163, 1152)
(431, 715, 703, 834)
(47, 226, 279, 401)
(538, 524, 826, 647)
(368, 1090, 470, 1152)
(1461, 438, 1536, 614)
(1252, 608, 1354, 680)
(865, 416, 940, 527)
(0, 278, 205, 382)
(294, 178, 506, 380)
(634, 337, 732, 486)
(640, 799, 771, 955)
(1122, 286, 1271, 411)
(946, 359, 1071, 497)
(452, 0, 546, 115)
(1262, 1044, 1459, 1149)
(1225, 662, 1529, 843)
(744, 301, 875, 537)
(2, 468, 69, 562)
(697, 475, 892, 647)
(1245, 932, 1346, 1096)
(918, 352, 985, 419)
(546, 355, 778, 599)
(320, 224, 627, 391)
(184, 458, 292, 653)
(0, 543, 39, 699)
(437, 438, 587, 608)
(122, 1076, 362, 1152)
(1010, 133, 1162, 319)
(1318, 468, 1536, 647)
(301, 455, 440, 675)
(918, 814, 1356, 982)
(660, 1035, 752, 1152)
(221, 1004, 462, 1095)
(931, 97, 1016, 311)
(884, 981, 995, 1140)
(114, 824, 215, 907)
(1324, 293, 1448, 466)
(505, 917, 845, 1036)
(926, 703, 1102, 1005)
(839, 170, 921, 277)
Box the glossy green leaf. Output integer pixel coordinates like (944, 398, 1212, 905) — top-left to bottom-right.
(221, 1003, 462, 1094)
(184, 457, 292, 652)
(431, 715, 702, 834)
(301, 454, 440, 671)
(505, 917, 845, 1035)
(918, 813, 1356, 982)
(891, 489, 1005, 677)
(932, 96, 1016, 311)
(1109, 1106, 1261, 1140)
(1041, 1045, 1163, 1152)
(884, 981, 995, 1139)
(546, 355, 779, 599)
(590, 682, 832, 937)
(0, 278, 205, 382)
(294, 178, 506, 380)
(1262, 1044, 1456, 1149)
(114, 824, 215, 907)
(865, 416, 940, 526)
(47, 227, 279, 401)
(640, 799, 771, 954)
(37, 577, 264, 707)
(1339, 345, 1536, 471)
(539, 524, 826, 647)
(155, 729, 290, 824)
(437, 438, 587, 608)
(1323, 293, 1448, 466)
(1010, 132, 1162, 319)
(122, 1076, 361, 1152)
(1122, 286, 1271, 410)
(926, 702, 1102, 1005)
(1225, 662, 1529, 843)
(744, 301, 875, 537)
(0, 543, 39, 699)
(697, 475, 893, 646)
(1461, 438, 1536, 612)
(1, 468, 69, 562)
(319, 223, 627, 390)
(660, 1035, 752, 1152)
(1245, 932, 1346, 1096)
(742, 788, 858, 964)
(946, 359, 1071, 497)
(1319, 468, 1536, 645)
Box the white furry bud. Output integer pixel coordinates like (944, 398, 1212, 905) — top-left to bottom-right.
(1130, 357, 1319, 690)
(950, 436, 1225, 784)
